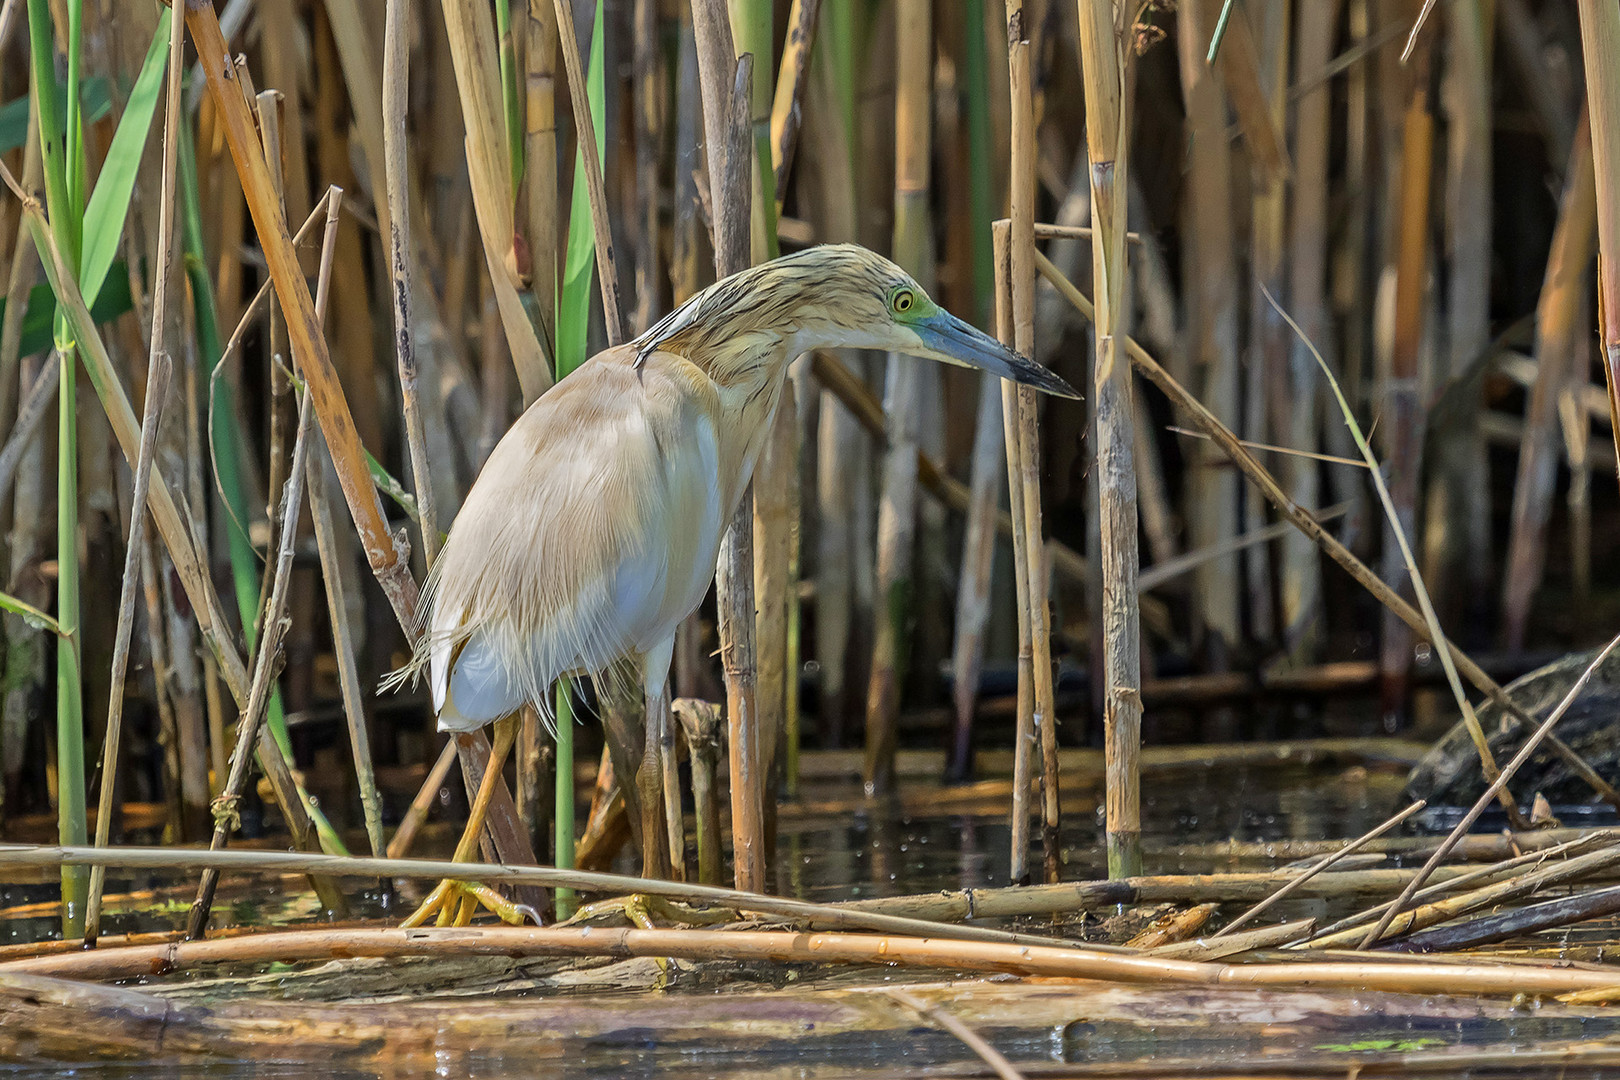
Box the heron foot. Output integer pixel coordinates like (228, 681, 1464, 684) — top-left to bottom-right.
(401, 878, 539, 928)
(558, 894, 736, 980)
(559, 893, 736, 930)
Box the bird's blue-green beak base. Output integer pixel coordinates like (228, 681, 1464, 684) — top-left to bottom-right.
(912, 310, 1081, 399)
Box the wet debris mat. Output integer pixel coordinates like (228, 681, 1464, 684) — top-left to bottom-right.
(3, 959, 1620, 1078)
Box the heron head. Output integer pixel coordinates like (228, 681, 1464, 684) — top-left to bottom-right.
(634, 244, 1079, 400)
(796, 246, 1080, 399)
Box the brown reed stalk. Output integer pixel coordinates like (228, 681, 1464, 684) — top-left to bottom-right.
(13, 921, 1620, 999)
(183, 2, 421, 633)
(1575, 0, 1620, 474)
(307, 439, 384, 859)
(675, 698, 724, 886)
(1176, 0, 1240, 671)
(1243, 1, 1286, 652)
(691, 0, 763, 892)
(769, 0, 820, 196)
(1278, 0, 1339, 660)
(1504, 112, 1596, 649)
(756, 378, 795, 804)
(524, 0, 558, 345)
(991, 221, 1033, 885)
(1073, 0, 1138, 880)
(632, 0, 659, 334)
(1425, 0, 1493, 614)
(438, 0, 552, 402)
(1377, 41, 1432, 725)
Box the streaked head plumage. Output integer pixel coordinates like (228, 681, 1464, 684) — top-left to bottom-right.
(632, 243, 1078, 399)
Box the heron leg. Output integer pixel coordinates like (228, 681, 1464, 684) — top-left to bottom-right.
(402, 715, 535, 927)
(634, 636, 681, 881)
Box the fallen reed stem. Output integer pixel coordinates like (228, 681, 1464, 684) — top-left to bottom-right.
(7, 921, 1620, 999)
(1211, 800, 1424, 939)
(1358, 632, 1620, 949)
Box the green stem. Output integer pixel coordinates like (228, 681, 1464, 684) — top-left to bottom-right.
(495, 0, 523, 191)
(30, 0, 88, 937)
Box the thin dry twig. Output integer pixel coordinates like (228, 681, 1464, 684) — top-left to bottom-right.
(886, 988, 1029, 1080)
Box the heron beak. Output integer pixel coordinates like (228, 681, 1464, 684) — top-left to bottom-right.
(913, 311, 1081, 399)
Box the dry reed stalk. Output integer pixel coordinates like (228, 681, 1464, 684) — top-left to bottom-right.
(307, 438, 384, 859)
(992, 221, 1033, 885)
(1211, 800, 1423, 940)
(1124, 903, 1219, 950)
(187, 192, 349, 938)
(1425, 0, 1493, 616)
(692, 0, 764, 892)
(0, 350, 57, 514)
(183, 2, 420, 633)
(675, 699, 724, 886)
(1377, 42, 1432, 725)
(768, 0, 820, 195)
(524, 0, 558, 341)
(553, 0, 624, 345)
(633, 0, 659, 333)
(0, 95, 39, 489)
(1240, 0, 1287, 655)
(1309, 828, 1620, 950)
(1072, 0, 1138, 880)
(1209, 4, 1290, 186)
(1575, 0, 1620, 473)
(383, 0, 440, 569)
(1504, 112, 1596, 649)
(437, 0, 551, 402)
(1357, 632, 1620, 949)
(255, 91, 295, 621)
(0, 842, 1117, 948)
(1176, 0, 1240, 670)
(1277, 0, 1339, 661)
(806, 27, 862, 749)
(1029, 253, 1617, 803)
(864, 0, 932, 796)
(12, 922, 1620, 999)
(755, 378, 795, 809)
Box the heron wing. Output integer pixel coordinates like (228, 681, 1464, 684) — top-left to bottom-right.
(427, 349, 725, 728)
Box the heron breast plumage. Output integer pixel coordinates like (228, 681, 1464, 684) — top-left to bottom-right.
(425, 346, 738, 731)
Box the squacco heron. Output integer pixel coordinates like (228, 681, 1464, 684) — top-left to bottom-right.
(393, 243, 1076, 925)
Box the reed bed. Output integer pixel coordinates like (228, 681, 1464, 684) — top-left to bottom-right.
(3, 0, 1620, 1067)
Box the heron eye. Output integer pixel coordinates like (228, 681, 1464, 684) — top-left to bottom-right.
(893, 289, 915, 314)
